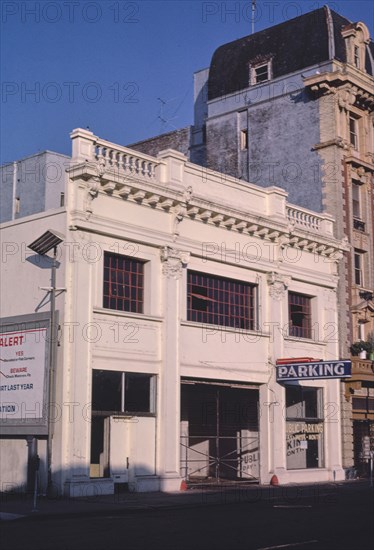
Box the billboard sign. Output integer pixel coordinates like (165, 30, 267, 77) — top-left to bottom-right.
(0, 314, 51, 435)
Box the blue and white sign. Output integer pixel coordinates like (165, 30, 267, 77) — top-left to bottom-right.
(276, 360, 351, 381)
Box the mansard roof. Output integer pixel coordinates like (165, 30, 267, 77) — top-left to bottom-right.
(208, 7, 373, 100)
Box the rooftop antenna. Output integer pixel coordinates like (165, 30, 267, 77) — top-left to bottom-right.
(251, 0, 256, 34)
(157, 97, 178, 131)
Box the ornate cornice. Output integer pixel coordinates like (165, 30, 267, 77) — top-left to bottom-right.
(68, 162, 344, 260)
(304, 67, 374, 112)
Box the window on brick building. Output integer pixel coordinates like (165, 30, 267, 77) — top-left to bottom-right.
(352, 181, 366, 232)
(352, 181, 361, 218)
(103, 252, 144, 313)
(354, 249, 365, 287)
(349, 115, 359, 149)
(288, 292, 312, 339)
(187, 271, 256, 330)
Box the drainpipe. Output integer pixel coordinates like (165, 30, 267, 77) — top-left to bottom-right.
(12, 161, 18, 220)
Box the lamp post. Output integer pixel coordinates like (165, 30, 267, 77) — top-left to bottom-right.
(28, 229, 64, 496)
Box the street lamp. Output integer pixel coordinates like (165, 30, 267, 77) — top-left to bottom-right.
(28, 229, 64, 496)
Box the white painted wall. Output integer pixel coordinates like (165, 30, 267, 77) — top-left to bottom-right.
(0, 129, 347, 495)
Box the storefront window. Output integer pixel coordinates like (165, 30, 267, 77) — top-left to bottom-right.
(90, 370, 156, 477)
(286, 386, 324, 469)
(92, 370, 156, 415)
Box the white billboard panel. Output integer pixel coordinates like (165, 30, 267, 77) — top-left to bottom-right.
(0, 316, 50, 435)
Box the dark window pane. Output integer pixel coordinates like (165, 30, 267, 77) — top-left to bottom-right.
(304, 387, 319, 418)
(286, 386, 322, 420)
(255, 65, 269, 82)
(90, 416, 104, 465)
(125, 373, 151, 413)
(92, 370, 122, 412)
(289, 292, 311, 339)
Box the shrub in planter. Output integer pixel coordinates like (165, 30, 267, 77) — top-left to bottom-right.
(350, 340, 371, 356)
(366, 332, 374, 355)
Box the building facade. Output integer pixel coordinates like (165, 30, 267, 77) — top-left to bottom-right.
(131, 6, 374, 474)
(0, 151, 69, 224)
(1, 129, 349, 496)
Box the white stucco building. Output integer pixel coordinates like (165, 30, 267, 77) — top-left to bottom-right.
(0, 129, 350, 496)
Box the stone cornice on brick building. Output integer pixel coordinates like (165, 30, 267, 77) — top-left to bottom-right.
(304, 62, 374, 112)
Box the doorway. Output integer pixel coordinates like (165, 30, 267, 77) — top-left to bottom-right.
(181, 381, 259, 483)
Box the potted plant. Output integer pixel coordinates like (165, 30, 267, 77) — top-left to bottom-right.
(366, 332, 374, 361)
(350, 340, 370, 359)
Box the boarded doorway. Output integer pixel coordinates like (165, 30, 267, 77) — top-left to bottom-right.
(181, 380, 259, 483)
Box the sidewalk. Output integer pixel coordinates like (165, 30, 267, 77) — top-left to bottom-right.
(0, 479, 370, 522)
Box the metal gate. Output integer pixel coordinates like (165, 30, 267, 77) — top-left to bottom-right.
(180, 382, 260, 484)
(180, 432, 259, 482)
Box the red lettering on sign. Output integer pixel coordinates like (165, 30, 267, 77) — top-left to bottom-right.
(0, 335, 24, 347)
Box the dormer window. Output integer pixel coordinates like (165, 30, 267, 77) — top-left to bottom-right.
(354, 45, 360, 69)
(341, 22, 370, 73)
(250, 59, 272, 85)
(254, 63, 269, 83)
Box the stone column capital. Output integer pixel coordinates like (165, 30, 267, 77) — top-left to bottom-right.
(160, 246, 190, 279)
(267, 272, 289, 301)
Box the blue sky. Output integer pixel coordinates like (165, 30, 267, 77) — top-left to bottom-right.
(1, 0, 373, 163)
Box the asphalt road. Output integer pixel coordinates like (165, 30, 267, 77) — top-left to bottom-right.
(1, 484, 373, 550)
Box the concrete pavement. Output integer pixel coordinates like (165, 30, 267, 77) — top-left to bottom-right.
(1, 479, 371, 521)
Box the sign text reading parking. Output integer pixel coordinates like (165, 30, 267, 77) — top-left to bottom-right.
(276, 360, 351, 381)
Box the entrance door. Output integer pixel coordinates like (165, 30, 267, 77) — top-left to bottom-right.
(353, 420, 374, 477)
(181, 382, 259, 482)
(90, 416, 130, 481)
(105, 416, 130, 483)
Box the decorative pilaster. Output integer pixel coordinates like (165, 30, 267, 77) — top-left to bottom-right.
(158, 246, 190, 491)
(265, 271, 289, 480)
